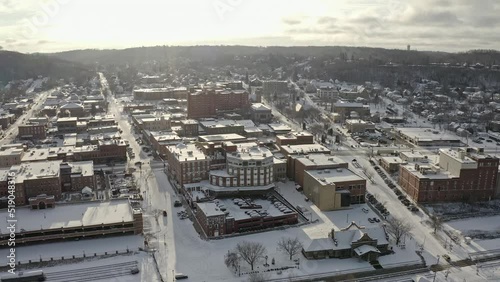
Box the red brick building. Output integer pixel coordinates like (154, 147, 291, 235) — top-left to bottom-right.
(276, 131, 314, 146)
(195, 198, 298, 238)
(3, 161, 63, 205)
(74, 140, 127, 164)
(399, 149, 499, 203)
(165, 143, 210, 186)
(187, 89, 249, 119)
(18, 124, 46, 139)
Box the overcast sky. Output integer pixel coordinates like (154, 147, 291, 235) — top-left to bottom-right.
(1, 0, 499, 53)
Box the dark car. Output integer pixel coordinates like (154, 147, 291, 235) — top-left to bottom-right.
(175, 273, 189, 280)
(163, 210, 167, 216)
(131, 267, 140, 274)
(174, 200, 182, 207)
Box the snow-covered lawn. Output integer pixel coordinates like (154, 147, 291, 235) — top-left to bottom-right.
(446, 215, 500, 233)
(443, 215, 500, 254)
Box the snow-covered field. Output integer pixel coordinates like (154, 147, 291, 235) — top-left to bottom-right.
(446, 215, 500, 233)
(443, 215, 500, 255)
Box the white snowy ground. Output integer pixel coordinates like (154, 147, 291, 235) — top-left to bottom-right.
(12, 253, 158, 282)
(154, 177, 424, 282)
(442, 215, 500, 254)
(0, 235, 158, 282)
(445, 215, 500, 234)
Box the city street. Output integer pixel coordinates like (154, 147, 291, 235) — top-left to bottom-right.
(0, 88, 51, 146)
(101, 73, 176, 281)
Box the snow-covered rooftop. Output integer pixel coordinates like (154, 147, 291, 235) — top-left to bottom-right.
(281, 144, 330, 155)
(168, 143, 207, 162)
(306, 168, 364, 184)
(0, 200, 134, 232)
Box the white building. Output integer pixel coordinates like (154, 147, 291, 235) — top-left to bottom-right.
(210, 144, 274, 187)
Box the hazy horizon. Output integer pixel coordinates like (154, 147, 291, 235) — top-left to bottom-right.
(1, 0, 499, 53)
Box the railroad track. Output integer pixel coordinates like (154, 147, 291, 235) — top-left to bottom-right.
(45, 261, 138, 282)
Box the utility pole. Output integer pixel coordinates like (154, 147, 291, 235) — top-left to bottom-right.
(433, 255, 441, 282)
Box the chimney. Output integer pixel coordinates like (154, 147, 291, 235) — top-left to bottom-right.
(458, 151, 465, 160)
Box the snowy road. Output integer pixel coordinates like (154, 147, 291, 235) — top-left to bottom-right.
(102, 73, 176, 281)
(0, 88, 51, 146)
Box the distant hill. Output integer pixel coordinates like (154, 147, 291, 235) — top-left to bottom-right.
(48, 45, 500, 67)
(0, 50, 91, 84)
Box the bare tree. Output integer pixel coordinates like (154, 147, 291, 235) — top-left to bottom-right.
(224, 251, 240, 272)
(385, 217, 413, 245)
(430, 215, 443, 234)
(236, 241, 267, 271)
(277, 237, 303, 260)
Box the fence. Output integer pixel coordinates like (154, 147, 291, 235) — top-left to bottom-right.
(1, 248, 139, 269)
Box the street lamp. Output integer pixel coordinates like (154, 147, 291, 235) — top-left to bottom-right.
(264, 255, 269, 267)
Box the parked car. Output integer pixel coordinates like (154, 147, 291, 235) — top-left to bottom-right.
(163, 210, 167, 217)
(442, 254, 451, 262)
(174, 200, 182, 207)
(362, 208, 369, 213)
(175, 273, 189, 280)
(130, 267, 140, 274)
(367, 218, 374, 223)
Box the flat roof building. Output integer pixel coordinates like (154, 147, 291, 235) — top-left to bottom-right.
(396, 128, 462, 147)
(399, 148, 499, 203)
(276, 131, 314, 146)
(303, 168, 366, 211)
(0, 199, 143, 246)
(165, 143, 210, 187)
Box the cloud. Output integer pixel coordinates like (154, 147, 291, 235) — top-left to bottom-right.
(282, 17, 302, 25)
(317, 17, 336, 25)
(281, 0, 500, 51)
(397, 8, 462, 26)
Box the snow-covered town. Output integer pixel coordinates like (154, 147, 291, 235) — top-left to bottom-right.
(2, 2, 500, 280)
(0, 64, 499, 282)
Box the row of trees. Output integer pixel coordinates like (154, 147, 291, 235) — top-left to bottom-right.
(225, 218, 418, 273)
(225, 237, 303, 272)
